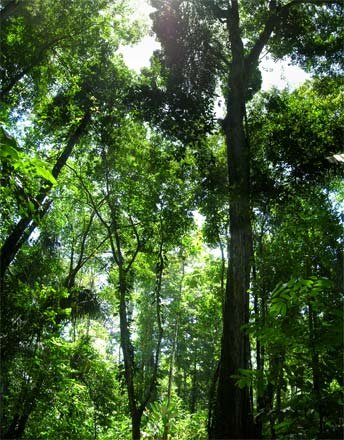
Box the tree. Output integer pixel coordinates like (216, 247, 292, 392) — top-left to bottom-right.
(150, 1, 343, 437)
(242, 78, 343, 438)
(0, 0, 139, 282)
(1, 1, 343, 438)
(63, 114, 196, 439)
(249, 193, 343, 437)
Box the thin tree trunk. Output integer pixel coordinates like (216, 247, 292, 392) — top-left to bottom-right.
(116, 226, 165, 440)
(254, 289, 265, 439)
(207, 362, 220, 437)
(167, 318, 178, 405)
(308, 302, 323, 434)
(266, 381, 276, 439)
(162, 321, 177, 440)
(163, 257, 184, 440)
(3, 379, 42, 439)
(252, 214, 267, 439)
(118, 267, 138, 439)
(190, 360, 198, 413)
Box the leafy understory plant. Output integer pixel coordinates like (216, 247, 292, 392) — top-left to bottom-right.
(270, 276, 334, 317)
(142, 396, 207, 440)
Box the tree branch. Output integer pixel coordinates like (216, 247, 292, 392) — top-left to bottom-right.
(65, 210, 95, 288)
(245, 12, 280, 76)
(77, 211, 96, 268)
(102, 164, 125, 269)
(245, 0, 341, 78)
(125, 216, 141, 274)
(228, 1, 245, 62)
(65, 164, 120, 266)
(283, 0, 342, 7)
(65, 233, 110, 288)
(211, 3, 230, 22)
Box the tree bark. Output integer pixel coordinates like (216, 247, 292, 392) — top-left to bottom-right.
(212, 3, 254, 438)
(131, 411, 142, 440)
(213, 90, 254, 439)
(190, 359, 198, 413)
(209, 0, 339, 437)
(118, 269, 143, 440)
(308, 302, 323, 434)
(118, 267, 137, 439)
(210, 0, 290, 435)
(115, 221, 165, 440)
(3, 379, 41, 439)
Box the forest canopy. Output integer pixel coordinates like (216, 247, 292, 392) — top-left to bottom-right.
(0, 1, 343, 439)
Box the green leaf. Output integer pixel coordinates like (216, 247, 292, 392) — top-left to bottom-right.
(0, 144, 19, 160)
(270, 301, 287, 317)
(0, 125, 17, 150)
(34, 165, 57, 185)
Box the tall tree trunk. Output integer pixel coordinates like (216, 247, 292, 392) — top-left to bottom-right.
(208, 0, 335, 436)
(214, 97, 253, 439)
(212, 3, 254, 438)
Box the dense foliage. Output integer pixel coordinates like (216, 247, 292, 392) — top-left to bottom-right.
(0, 1, 343, 439)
